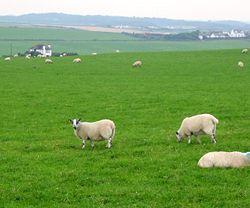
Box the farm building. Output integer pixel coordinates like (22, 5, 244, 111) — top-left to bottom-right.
(29, 44, 52, 56)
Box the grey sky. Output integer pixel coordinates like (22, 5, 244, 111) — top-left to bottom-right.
(1, 0, 250, 21)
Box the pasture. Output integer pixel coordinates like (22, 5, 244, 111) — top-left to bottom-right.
(1, 26, 250, 56)
(0, 50, 250, 207)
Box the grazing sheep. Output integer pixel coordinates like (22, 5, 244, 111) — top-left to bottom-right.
(73, 58, 81, 63)
(92, 52, 97, 56)
(25, 55, 31, 59)
(132, 60, 142, 68)
(242, 48, 248, 54)
(238, 61, 244, 68)
(69, 118, 116, 149)
(4, 57, 11, 61)
(198, 151, 250, 168)
(14, 54, 18, 57)
(45, 59, 53, 64)
(37, 54, 43, 58)
(176, 114, 219, 144)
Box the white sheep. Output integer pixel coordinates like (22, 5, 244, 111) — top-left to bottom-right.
(238, 61, 244, 68)
(176, 114, 219, 144)
(4, 57, 11, 61)
(73, 58, 81, 63)
(116, 50, 120, 53)
(132, 60, 142, 68)
(92, 52, 97, 56)
(198, 151, 250, 168)
(25, 55, 31, 59)
(69, 118, 116, 149)
(45, 59, 53, 64)
(14, 54, 19, 57)
(242, 48, 248, 54)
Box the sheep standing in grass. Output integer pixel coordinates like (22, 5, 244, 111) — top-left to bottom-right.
(242, 48, 248, 54)
(73, 58, 81, 63)
(198, 152, 250, 168)
(45, 59, 53, 64)
(176, 114, 219, 144)
(4, 57, 11, 61)
(69, 118, 116, 149)
(238, 61, 244, 68)
(132, 60, 142, 68)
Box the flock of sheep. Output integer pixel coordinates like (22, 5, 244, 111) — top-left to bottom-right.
(69, 112, 250, 169)
(3, 48, 250, 169)
(238, 48, 248, 68)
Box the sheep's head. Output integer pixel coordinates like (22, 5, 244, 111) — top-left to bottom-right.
(176, 131, 182, 142)
(69, 118, 81, 130)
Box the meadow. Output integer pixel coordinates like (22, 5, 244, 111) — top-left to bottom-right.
(1, 26, 250, 56)
(0, 49, 250, 207)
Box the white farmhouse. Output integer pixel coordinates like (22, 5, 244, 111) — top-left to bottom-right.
(29, 44, 52, 57)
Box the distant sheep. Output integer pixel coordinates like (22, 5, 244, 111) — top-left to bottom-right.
(73, 58, 81, 63)
(25, 55, 31, 59)
(176, 114, 219, 144)
(116, 50, 120, 53)
(14, 54, 18, 57)
(92, 52, 97, 56)
(4, 57, 11, 61)
(238, 61, 244, 68)
(198, 152, 250, 168)
(45, 59, 53, 64)
(69, 118, 116, 149)
(132, 60, 142, 68)
(242, 48, 248, 54)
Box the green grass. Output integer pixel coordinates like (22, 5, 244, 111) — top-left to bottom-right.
(1, 26, 250, 56)
(0, 49, 250, 207)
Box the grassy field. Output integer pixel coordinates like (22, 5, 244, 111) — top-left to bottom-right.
(0, 49, 250, 207)
(1, 26, 250, 56)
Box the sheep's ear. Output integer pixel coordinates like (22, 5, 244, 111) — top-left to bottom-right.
(176, 131, 179, 135)
(69, 119, 73, 124)
(78, 118, 81, 121)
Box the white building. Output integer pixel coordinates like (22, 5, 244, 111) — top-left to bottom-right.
(29, 44, 52, 57)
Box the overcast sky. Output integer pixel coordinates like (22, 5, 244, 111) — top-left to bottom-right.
(1, 0, 250, 22)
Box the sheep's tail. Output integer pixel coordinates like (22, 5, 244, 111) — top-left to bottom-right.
(211, 116, 219, 124)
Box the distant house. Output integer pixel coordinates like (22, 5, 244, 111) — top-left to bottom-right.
(29, 44, 52, 56)
(200, 29, 246, 40)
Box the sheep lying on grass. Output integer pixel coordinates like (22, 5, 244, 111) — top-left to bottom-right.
(4, 57, 11, 61)
(238, 61, 244, 68)
(176, 114, 219, 144)
(45, 59, 53, 64)
(69, 118, 116, 149)
(73, 58, 81, 63)
(198, 152, 250, 168)
(242, 48, 248, 54)
(132, 60, 142, 68)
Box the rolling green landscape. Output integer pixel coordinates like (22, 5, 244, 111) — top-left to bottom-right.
(0, 49, 250, 207)
(0, 26, 250, 56)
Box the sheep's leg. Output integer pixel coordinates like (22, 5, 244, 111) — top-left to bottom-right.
(107, 138, 112, 148)
(211, 134, 216, 144)
(196, 136, 202, 144)
(82, 140, 86, 149)
(187, 135, 191, 144)
(90, 140, 95, 148)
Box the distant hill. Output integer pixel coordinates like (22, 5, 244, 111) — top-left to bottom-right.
(0, 13, 250, 32)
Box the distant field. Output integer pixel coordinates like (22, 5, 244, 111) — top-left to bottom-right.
(0, 26, 250, 56)
(0, 50, 250, 207)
